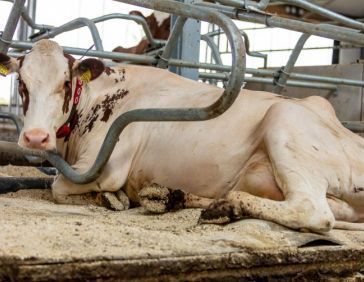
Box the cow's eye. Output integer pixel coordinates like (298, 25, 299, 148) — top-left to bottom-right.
(64, 81, 72, 92)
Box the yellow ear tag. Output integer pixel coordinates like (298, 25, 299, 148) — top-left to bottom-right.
(0, 64, 9, 76)
(80, 69, 92, 83)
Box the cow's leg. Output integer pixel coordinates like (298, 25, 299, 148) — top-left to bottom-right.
(199, 191, 334, 233)
(52, 174, 130, 210)
(139, 183, 213, 213)
(201, 102, 337, 233)
(52, 148, 134, 210)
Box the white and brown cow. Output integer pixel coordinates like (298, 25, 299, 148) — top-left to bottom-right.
(1, 39, 364, 233)
(112, 10, 170, 62)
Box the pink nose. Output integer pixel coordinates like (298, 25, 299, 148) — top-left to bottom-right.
(23, 129, 50, 149)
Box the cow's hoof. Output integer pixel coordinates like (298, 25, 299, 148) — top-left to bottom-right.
(198, 199, 234, 225)
(97, 191, 129, 211)
(139, 184, 185, 214)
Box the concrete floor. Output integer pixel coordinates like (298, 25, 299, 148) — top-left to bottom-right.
(0, 185, 364, 281)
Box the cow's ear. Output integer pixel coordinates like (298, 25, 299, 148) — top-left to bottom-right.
(74, 58, 105, 83)
(0, 53, 19, 76)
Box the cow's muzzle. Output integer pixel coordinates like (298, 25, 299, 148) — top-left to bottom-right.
(23, 128, 50, 150)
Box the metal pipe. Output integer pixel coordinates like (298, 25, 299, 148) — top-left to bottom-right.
(0, 177, 53, 194)
(9, 40, 157, 64)
(92, 13, 165, 47)
(199, 72, 338, 91)
(167, 58, 364, 88)
(9, 39, 364, 88)
(0, 112, 23, 134)
(240, 30, 267, 68)
(204, 29, 268, 68)
(32, 17, 104, 51)
(201, 34, 227, 87)
(7, 0, 245, 184)
(196, 2, 364, 46)
(341, 121, 364, 133)
(274, 0, 364, 32)
(201, 34, 223, 66)
(274, 33, 310, 94)
(157, 16, 187, 69)
(1, 0, 52, 31)
(0, 0, 26, 52)
(215, 0, 271, 11)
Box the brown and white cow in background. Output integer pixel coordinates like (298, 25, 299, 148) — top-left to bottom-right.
(1, 39, 364, 233)
(112, 10, 170, 61)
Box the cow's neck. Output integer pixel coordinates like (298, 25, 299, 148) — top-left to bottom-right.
(57, 67, 129, 163)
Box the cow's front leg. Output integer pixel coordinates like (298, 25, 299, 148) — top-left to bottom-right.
(52, 174, 130, 211)
(139, 183, 213, 213)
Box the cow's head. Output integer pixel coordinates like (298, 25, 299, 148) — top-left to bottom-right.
(0, 39, 105, 151)
(129, 10, 170, 40)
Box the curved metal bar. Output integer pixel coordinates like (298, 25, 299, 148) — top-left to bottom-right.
(0, 0, 26, 52)
(197, 2, 364, 46)
(92, 13, 165, 47)
(215, 0, 271, 11)
(200, 34, 227, 87)
(32, 17, 104, 51)
(201, 34, 224, 66)
(2, 0, 53, 31)
(17, 1, 246, 184)
(273, 33, 310, 94)
(276, 0, 364, 32)
(157, 16, 187, 68)
(0, 112, 23, 134)
(204, 29, 268, 68)
(240, 30, 267, 68)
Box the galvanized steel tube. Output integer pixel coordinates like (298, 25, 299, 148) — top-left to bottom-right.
(273, 33, 311, 94)
(276, 0, 364, 32)
(32, 17, 104, 51)
(197, 2, 364, 46)
(199, 72, 338, 91)
(0, 0, 26, 52)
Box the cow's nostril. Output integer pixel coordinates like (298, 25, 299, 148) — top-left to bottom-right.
(41, 133, 50, 145)
(24, 133, 30, 144)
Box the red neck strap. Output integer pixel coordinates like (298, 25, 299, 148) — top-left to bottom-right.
(56, 79, 83, 139)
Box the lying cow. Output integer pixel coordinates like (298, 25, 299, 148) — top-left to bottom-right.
(112, 10, 170, 61)
(1, 39, 363, 233)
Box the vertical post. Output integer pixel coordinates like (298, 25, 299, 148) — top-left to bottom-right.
(0, 0, 26, 53)
(169, 0, 201, 80)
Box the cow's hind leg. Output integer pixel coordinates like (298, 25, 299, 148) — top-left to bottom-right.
(139, 183, 213, 213)
(201, 102, 337, 233)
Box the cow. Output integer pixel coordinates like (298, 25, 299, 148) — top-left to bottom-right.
(112, 10, 170, 61)
(0, 39, 364, 233)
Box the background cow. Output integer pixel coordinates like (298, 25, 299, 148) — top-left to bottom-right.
(112, 10, 170, 62)
(0, 39, 363, 233)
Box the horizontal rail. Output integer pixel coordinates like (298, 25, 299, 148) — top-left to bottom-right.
(199, 72, 338, 91)
(8, 40, 364, 89)
(196, 2, 364, 46)
(0, 177, 53, 194)
(274, 0, 364, 32)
